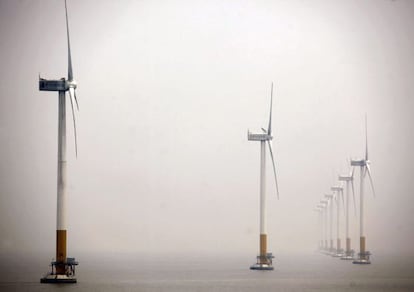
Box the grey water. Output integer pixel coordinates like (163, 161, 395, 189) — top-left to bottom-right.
(0, 252, 413, 291)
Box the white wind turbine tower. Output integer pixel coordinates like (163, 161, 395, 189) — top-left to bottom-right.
(248, 83, 280, 271)
(313, 206, 321, 251)
(331, 185, 344, 257)
(338, 166, 356, 260)
(351, 116, 376, 264)
(314, 204, 324, 251)
(324, 193, 334, 255)
(39, 0, 79, 283)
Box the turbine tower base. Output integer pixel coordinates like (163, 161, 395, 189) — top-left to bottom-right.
(40, 257, 78, 284)
(332, 249, 344, 258)
(340, 249, 355, 260)
(41, 274, 77, 284)
(352, 251, 371, 265)
(250, 253, 274, 270)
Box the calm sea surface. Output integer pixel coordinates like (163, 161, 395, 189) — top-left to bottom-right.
(0, 252, 413, 291)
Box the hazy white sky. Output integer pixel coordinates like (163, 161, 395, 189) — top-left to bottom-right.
(0, 0, 413, 257)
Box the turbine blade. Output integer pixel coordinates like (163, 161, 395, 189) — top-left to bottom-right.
(261, 128, 267, 133)
(267, 82, 273, 135)
(366, 164, 376, 198)
(74, 89, 79, 111)
(68, 88, 78, 157)
(365, 114, 368, 161)
(65, 0, 73, 81)
(267, 140, 279, 199)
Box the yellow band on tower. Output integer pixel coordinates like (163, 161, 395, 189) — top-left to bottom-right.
(260, 234, 267, 259)
(360, 236, 366, 255)
(56, 230, 67, 274)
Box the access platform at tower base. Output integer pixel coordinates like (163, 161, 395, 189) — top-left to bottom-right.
(40, 274, 77, 283)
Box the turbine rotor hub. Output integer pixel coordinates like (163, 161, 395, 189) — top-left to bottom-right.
(67, 79, 77, 89)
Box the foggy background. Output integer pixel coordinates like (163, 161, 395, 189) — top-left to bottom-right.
(0, 0, 413, 259)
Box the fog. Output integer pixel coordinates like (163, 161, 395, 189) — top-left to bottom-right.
(0, 0, 413, 258)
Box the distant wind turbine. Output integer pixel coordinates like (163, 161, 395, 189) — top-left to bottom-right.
(324, 193, 334, 255)
(320, 200, 329, 252)
(331, 185, 344, 257)
(314, 204, 324, 251)
(351, 116, 375, 264)
(39, 0, 79, 283)
(248, 83, 280, 270)
(338, 164, 356, 260)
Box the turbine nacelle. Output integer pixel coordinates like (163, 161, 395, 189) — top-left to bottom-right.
(38, 77, 77, 92)
(247, 130, 273, 141)
(338, 175, 353, 181)
(39, 77, 67, 92)
(331, 186, 343, 192)
(350, 159, 368, 167)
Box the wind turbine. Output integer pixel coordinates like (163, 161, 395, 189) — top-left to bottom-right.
(338, 166, 356, 260)
(324, 193, 334, 255)
(331, 185, 344, 257)
(39, 0, 79, 283)
(248, 83, 279, 271)
(352, 116, 375, 264)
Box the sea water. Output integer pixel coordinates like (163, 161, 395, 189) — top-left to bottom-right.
(0, 252, 413, 291)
